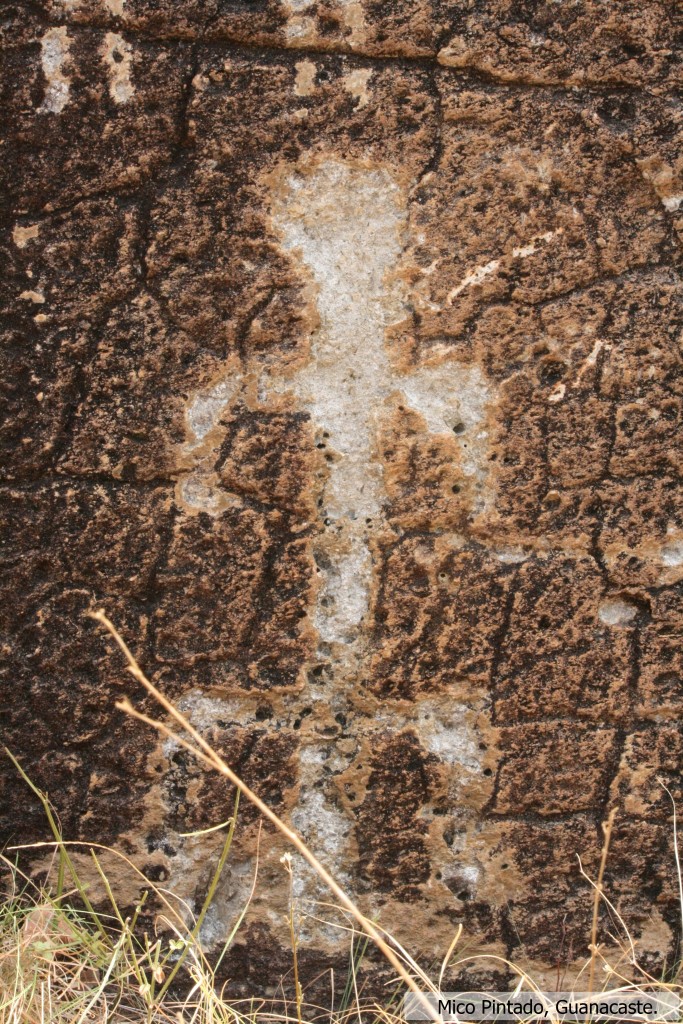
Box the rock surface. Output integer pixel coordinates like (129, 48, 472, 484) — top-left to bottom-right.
(1, 0, 683, 995)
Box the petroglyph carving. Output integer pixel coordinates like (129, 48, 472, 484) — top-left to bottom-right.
(37, 26, 135, 114)
(180, 160, 492, 649)
(39, 28, 72, 114)
(102, 33, 134, 104)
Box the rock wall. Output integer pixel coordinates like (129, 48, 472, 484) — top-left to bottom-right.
(2, 0, 683, 994)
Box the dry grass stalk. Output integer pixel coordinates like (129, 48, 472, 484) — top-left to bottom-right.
(587, 807, 617, 994)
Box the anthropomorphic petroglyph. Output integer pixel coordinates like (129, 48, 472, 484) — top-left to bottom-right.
(179, 159, 491, 653)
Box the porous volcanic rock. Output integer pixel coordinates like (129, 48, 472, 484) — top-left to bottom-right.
(1, 0, 682, 997)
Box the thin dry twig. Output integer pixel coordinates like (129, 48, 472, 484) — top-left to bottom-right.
(588, 807, 617, 994)
(659, 780, 683, 962)
(281, 854, 303, 1024)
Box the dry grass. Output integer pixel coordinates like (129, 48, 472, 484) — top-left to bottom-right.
(2, 610, 683, 1024)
